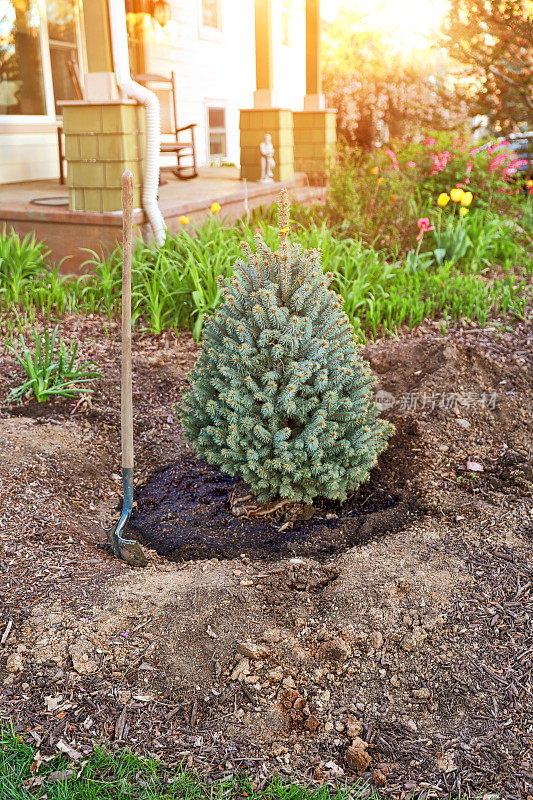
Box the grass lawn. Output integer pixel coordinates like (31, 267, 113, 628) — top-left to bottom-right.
(0, 725, 487, 800)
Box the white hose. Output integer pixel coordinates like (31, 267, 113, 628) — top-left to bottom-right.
(108, 0, 166, 246)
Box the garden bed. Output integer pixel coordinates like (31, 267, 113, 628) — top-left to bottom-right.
(0, 313, 531, 799)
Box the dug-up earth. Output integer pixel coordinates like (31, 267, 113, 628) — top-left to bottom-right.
(0, 314, 531, 800)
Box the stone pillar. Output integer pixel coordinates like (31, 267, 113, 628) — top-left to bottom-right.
(63, 101, 144, 213)
(240, 0, 295, 182)
(81, 0, 119, 101)
(253, 0, 275, 109)
(293, 0, 336, 184)
(304, 0, 325, 111)
(293, 110, 336, 185)
(240, 109, 294, 183)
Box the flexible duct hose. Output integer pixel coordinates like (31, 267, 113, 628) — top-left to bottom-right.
(108, 0, 166, 246)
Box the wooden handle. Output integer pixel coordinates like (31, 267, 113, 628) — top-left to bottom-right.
(121, 171, 134, 471)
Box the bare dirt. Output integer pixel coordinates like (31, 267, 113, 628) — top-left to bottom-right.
(0, 313, 531, 799)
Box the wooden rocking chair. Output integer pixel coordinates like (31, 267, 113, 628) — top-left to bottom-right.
(133, 72, 198, 181)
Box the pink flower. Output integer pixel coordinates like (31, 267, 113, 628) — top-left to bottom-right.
(385, 148, 400, 170)
(491, 140, 510, 152)
(406, 161, 416, 168)
(416, 217, 435, 241)
(466, 160, 473, 175)
(425, 137, 437, 147)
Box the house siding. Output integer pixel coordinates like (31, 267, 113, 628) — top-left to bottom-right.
(144, 0, 306, 168)
(0, 129, 59, 184)
(0, 0, 308, 183)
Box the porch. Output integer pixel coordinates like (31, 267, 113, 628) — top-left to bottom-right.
(0, 167, 325, 273)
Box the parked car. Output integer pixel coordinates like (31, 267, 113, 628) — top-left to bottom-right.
(478, 132, 533, 180)
(505, 132, 533, 179)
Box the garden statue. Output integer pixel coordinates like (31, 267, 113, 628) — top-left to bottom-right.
(260, 134, 275, 182)
(181, 189, 393, 508)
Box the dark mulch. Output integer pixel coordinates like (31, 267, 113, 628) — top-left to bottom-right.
(128, 447, 418, 560)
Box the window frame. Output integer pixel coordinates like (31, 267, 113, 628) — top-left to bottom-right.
(281, 0, 292, 47)
(205, 101, 228, 161)
(0, 0, 85, 125)
(198, 0, 223, 41)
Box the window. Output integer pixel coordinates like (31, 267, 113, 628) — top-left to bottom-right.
(0, 0, 47, 115)
(208, 106, 226, 158)
(281, 0, 291, 46)
(202, 0, 221, 30)
(46, 0, 81, 114)
(0, 0, 83, 119)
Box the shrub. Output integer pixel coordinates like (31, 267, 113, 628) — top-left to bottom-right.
(181, 191, 394, 505)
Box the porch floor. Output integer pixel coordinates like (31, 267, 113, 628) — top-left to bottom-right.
(0, 166, 241, 206)
(0, 167, 324, 273)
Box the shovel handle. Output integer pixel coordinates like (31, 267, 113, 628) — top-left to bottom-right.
(121, 171, 134, 471)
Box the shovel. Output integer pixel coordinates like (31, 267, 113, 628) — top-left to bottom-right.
(104, 171, 147, 567)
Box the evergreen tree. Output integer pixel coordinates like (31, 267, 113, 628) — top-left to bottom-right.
(181, 191, 393, 505)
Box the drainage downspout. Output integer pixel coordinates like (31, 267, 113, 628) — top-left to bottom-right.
(108, 0, 166, 246)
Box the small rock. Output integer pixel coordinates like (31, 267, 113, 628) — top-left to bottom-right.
(371, 631, 384, 649)
(319, 637, 351, 661)
(69, 641, 98, 675)
(6, 653, 23, 673)
(406, 719, 418, 732)
(412, 687, 430, 700)
(456, 418, 470, 429)
(231, 658, 250, 682)
(304, 714, 320, 732)
(421, 611, 438, 631)
(236, 641, 270, 660)
(267, 666, 283, 682)
(401, 634, 417, 653)
(345, 740, 371, 774)
(282, 675, 296, 688)
(279, 688, 300, 709)
(262, 628, 282, 643)
(346, 715, 363, 738)
(373, 769, 387, 787)
(324, 760, 344, 778)
(390, 674, 401, 688)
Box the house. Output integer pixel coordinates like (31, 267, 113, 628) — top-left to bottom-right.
(0, 0, 336, 265)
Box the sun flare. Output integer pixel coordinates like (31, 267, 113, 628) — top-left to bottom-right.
(325, 0, 449, 50)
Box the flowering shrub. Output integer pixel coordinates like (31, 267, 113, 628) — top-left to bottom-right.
(327, 131, 528, 252)
(401, 131, 527, 207)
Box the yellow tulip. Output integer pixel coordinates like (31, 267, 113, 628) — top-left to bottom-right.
(450, 188, 464, 202)
(459, 207, 469, 217)
(211, 201, 221, 214)
(179, 215, 190, 224)
(526, 179, 533, 187)
(371, 166, 379, 175)
(461, 191, 473, 206)
(437, 193, 450, 207)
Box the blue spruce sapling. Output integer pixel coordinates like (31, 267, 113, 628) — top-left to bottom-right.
(181, 190, 394, 505)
